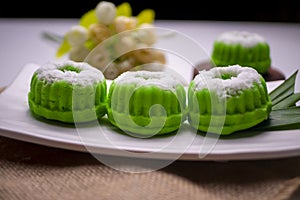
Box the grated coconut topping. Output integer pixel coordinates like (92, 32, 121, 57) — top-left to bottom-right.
(36, 60, 104, 86)
(193, 65, 262, 99)
(114, 70, 182, 92)
(216, 31, 266, 47)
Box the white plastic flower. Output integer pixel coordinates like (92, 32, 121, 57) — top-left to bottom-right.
(95, 1, 116, 25)
(65, 25, 88, 47)
(136, 23, 157, 45)
(103, 63, 120, 80)
(114, 16, 137, 33)
(116, 58, 135, 73)
(69, 46, 90, 62)
(88, 23, 111, 44)
(86, 46, 111, 71)
(114, 35, 137, 56)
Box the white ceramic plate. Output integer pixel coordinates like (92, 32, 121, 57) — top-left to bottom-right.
(0, 63, 300, 161)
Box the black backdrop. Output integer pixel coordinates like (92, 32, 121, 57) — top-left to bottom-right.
(1, 0, 300, 22)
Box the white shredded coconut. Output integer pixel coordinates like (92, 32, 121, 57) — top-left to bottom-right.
(193, 65, 262, 99)
(216, 31, 266, 47)
(114, 70, 182, 91)
(36, 60, 105, 86)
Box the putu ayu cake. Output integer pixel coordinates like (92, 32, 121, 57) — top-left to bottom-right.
(211, 31, 271, 74)
(28, 60, 107, 123)
(188, 64, 272, 135)
(106, 70, 187, 136)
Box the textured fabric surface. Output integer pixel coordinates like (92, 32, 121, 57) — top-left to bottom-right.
(1, 136, 300, 200)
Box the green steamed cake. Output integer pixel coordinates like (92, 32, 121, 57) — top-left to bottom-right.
(106, 70, 187, 136)
(188, 64, 272, 135)
(211, 31, 271, 74)
(28, 60, 107, 123)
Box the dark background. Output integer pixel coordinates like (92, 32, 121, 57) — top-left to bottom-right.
(1, 0, 300, 22)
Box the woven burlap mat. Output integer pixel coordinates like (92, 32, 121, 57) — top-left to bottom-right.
(1, 135, 300, 200)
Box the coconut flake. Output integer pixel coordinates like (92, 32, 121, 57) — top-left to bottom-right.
(114, 70, 182, 92)
(216, 31, 266, 47)
(36, 60, 105, 86)
(194, 65, 262, 98)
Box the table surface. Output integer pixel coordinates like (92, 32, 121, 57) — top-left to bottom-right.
(0, 18, 300, 200)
